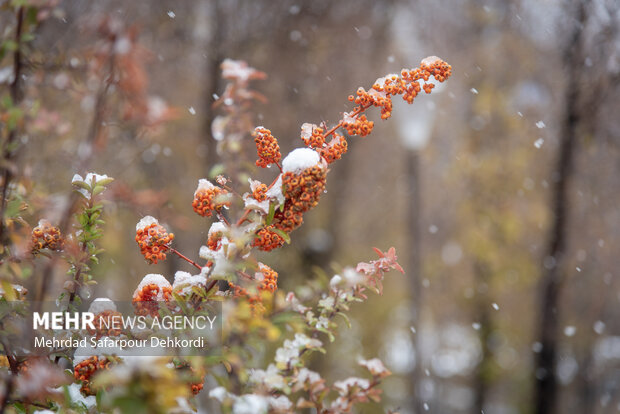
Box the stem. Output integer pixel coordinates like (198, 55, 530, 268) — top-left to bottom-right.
(67, 197, 94, 307)
(322, 103, 369, 140)
(235, 209, 251, 226)
(217, 213, 230, 226)
(170, 248, 202, 271)
(236, 270, 253, 280)
(204, 278, 218, 295)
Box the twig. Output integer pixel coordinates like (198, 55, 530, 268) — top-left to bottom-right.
(170, 248, 202, 271)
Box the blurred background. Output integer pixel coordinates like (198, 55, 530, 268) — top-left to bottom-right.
(2, 0, 619, 412)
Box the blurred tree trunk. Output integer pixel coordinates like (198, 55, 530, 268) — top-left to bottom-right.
(201, 0, 223, 175)
(473, 263, 493, 414)
(533, 1, 588, 413)
(405, 150, 425, 413)
(0, 6, 25, 250)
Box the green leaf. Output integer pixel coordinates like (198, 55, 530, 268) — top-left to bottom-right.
(336, 311, 352, 328)
(2, 40, 17, 52)
(96, 389, 104, 409)
(13, 401, 26, 413)
(97, 177, 114, 186)
(5, 198, 22, 218)
(92, 185, 105, 195)
(72, 181, 90, 191)
(265, 202, 276, 226)
(20, 32, 35, 43)
(272, 228, 291, 244)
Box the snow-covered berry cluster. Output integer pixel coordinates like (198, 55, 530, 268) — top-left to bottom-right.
(135, 216, 174, 264)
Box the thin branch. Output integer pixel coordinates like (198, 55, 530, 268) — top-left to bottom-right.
(170, 248, 202, 271)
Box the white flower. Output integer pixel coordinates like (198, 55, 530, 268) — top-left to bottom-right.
(275, 345, 300, 367)
(249, 364, 285, 390)
(316, 316, 330, 330)
(329, 275, 342, 287)
(297, 368, 321, 385)
(359, 357, 390, 377)
(268, 395, 292, 411)
(333, 377, 370, 395)
(291, 333, 322, 349)
(72, 172, 109, 186)
(285, 292, 309, 313)
(342, 267, 364, 287)
(72, 172, 111, 199)
(209, 386, 232, 402)
(318, 296, 335, 310)
(232, 394, 269, 414)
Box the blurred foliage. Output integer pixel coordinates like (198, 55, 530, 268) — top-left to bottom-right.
(0, 0, 618, 413)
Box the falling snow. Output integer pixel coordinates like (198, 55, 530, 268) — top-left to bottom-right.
(534, 138, 544, 148)
(564, 326, 577, 337)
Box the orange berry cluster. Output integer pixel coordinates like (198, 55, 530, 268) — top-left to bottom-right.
(16, 357, 40, 373)
(207, 229, 223, 251)
(257, 264, 278, 293)
(74, 355, 118, 395)
(252, 225, 285, 251)
(301, 126, 326, 149)
(342, 114, 374, 137)
(132, 283, 172, 317)
(87, 310, 123, 339)
(191, 381, 204, 395)
(228, 282, 264, 313)
(272, 204, 304, 233)
(300, 125, 347, 165)
(253, 127, 281, 168)
(347, 57, 452, 122)
(136, 222, 174, 264)
(31, 221, 63, 252)
(272, 165, 327, 234)
(174, 362, 204, 395)
(294, 58, 452, 168)
(252, 182, 268, 202)
(318, 133, 348, 164)
(192, 186, 231, 217)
